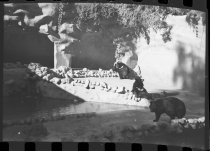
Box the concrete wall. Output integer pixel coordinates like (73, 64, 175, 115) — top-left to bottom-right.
(136, 15, 206, 96)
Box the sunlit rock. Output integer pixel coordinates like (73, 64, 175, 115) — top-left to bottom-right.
(198, 117, 205, 123)
(84, 79, 90, 89)
(83, 68, 88, 72)
(89, 84, 95, 89)
(116, 86, 126, 94)
(50, 77, 61, 84)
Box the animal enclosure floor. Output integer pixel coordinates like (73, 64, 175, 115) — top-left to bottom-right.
(3, 90, 205, 149)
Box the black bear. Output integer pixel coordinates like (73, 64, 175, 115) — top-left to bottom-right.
(113, 61, 130, 79)
(149, 97, 186, 122)
(131, 76, 148, 99)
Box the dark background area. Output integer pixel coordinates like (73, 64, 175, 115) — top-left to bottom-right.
(4, 26, 54, 68)
(4, 26, 116, 69)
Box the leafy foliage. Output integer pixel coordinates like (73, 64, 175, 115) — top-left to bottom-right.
(185, 10, 206, 28)
(4, 3, 206, 59)
(60, 3, 205, 58)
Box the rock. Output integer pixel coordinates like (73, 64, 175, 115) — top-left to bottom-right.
(83, 68, 88, 72)
(61, 78, 67, 84)
(116, 86, 126, 94)
(108, 69, 113, 73)
(40, 67, 48, 72)
(42, 75, 48, 81)
(67, 78, 74, 84)
(35, 71, 43, 77)
(70, 81, 75, 86)
(67, 70, 74, 78)
(60, 72, 65, 78)
(103, 88, 108, 92)
(58, 66, 70, 74)
(187, 119, 196, 124)
(132, 95, 136, 101)
(28, 63, 41, 72)
(64, 73, 70, 79)
(100, 82, 108, 88)
(111, 86, 118, 93)
(107, 85, 112, 91)
(183, 123, 190, 129)
(96, 82, 100, 86)
(81, 81, 85, 84)
(179, 118, 186, 125)
(84, 80, 90, 89)
(198, 122, 205, 128)
(88, 71, 94, 77)
(47, 74, 54, 81)
(190, 123, 197, 129)
(91, 81, 96, 86)
(50, 77, 61, 84)
(198, 117, 205, 123)
(171, 119, 179, 125)
(42, 74, 53, 81)
(136, 98, 141, 102)
(89, 85, 95, 89)
(74, 73, 79, 78)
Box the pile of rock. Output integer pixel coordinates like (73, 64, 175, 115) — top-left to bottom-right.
(135, 117, 205, 137)
(72, 68, 119, 78)
(72, 79, 127, 93)
(70, 78, 145, 103)
(171, 117, 205, 130)
(27, 63, 74, 85)
(97, 68, 119, 78)
(4, 63, 148, 104)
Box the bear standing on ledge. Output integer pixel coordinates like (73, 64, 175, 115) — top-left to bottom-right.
(112, 61, 137, 79)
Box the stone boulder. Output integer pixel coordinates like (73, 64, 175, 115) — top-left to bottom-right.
(84, 79, 90, 89)
(50, 77, 61, 85)
(116, 86, 126, 94)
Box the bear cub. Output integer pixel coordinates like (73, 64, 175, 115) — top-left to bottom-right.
(149, 97, 186, 122)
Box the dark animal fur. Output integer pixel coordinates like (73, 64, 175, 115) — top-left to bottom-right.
(113, 61, 130, 79)
(132, 76, 148, 98)
(149, 97, 186, 122)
